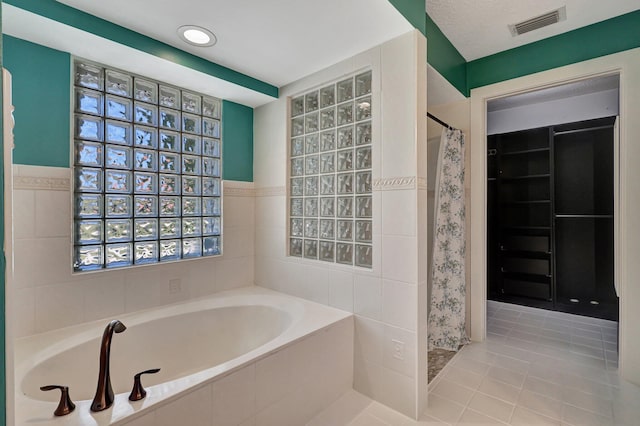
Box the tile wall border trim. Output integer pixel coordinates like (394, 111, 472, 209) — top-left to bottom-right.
(13, 176, 70, 191)
(255, 186, 286, 197)
(224, 181, 256, 197)
(373, 176, 427, 191)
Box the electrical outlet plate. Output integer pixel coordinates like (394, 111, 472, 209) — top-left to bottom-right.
(392, 339, 404, 360)
(169, 278, 182, 294)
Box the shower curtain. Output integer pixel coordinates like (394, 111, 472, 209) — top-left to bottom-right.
(428, 127, 469, 351)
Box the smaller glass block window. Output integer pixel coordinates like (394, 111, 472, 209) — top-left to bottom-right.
(289, 70, 373, 268)
(73, 59, 223, 271)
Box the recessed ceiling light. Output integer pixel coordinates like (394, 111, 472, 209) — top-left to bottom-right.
(178, 25, 217, 47)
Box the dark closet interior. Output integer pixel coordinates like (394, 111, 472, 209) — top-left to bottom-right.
(487, 116, 618, 320)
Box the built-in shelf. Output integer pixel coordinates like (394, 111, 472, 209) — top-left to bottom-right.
(555, 214, 613, 218)
(504, 226, 551, 231)
(501, 173, 551, 181)
(501, 271, 552, 281)
(501, 147, 550, 156)
(506, 200, 551, 205)
(500, 249, 551, 257)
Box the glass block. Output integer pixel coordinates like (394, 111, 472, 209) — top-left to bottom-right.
(202, 177, 219, 196)
(159, 239, 181, 261)
(182, 218, 202, 237)
(320, 131, 335, 152)
(134, 195, 158, 217)
(305, 155, 319, 175)
(356, 220, 373, 243)
(75, 220, 102, 244)
(106, 243, 132, 268)
(319, 241, 335, 262)
(337, 78, 353, 103)
(182, 155, 201, 175)
(320, 85, 335, 108)
(304, 240, 318, 259)
(182, 238, 202, 258)
(355, 244, 373, 268)
(134, 172, 157, 193)
(305, 133, 319, 154)
(202, 118, 220, 138)
(105, 194, 132, 217)
(355, 196, 373, 218)
(304, 198, 318, 217)
(159, 108, 180, 130)
(202, 158, 220, 177)
(320, 153, 335, 174)
(75, 141, 103, 167)
(182, 177, 201, 196)
(159, 130, 180, 152)
(75, 61, 103, 90)
(159, 152, 179, 173)
(320, 197, 335, 217)
(291, 137, 304, 157)
(356, 171, 372, 194)
(305, 91, 319, 113)
(355, 71, 372, 97)
(203, 236, 221, 256)
(134, 218, 158, 240)
(182, 91, 201, 113)
(182, 113, 200, 134)
(106, 70, 132, 97)
(159, 218, 181, 238)
(305, 113, 319, 133)
(356, 146, 372, 170)
(134, 149, 157, 171)
(320, 175, 334, 195)
(290, 238, 303, 257)
(75, 88, 103, 115)
(105, 170, 131, 193)
(337, 126, 354, 148)
(73, 245, 103, 271)
(105, 145, 132, 169)
(356, 96, 371, 121)
(291, 158, 304, 177)
(134, 125, 157, 148)
(337, 173, 353, 194)
(76, 167, 102, 193)
(337, 149, 353, 172)
(105, 219, 132, 242)
(75, 194, 102, 218)
(304, 219, 318, 238)
(159, 174, 180, 195)
(320, 219, 335, 239)
(106, 95, 132, 121)
(76, 114, 103, 141)
(202, 96, 221, 118)
(337, 220, 353, 241)
(182, 196, 201, 215)
(159, 196, 180, 217)
(203, 216, 221, 236)
(203, 138, 221, 157)
(182, 135, 201, 154)
(291, 116, 304, 137)
(159, 85, 180, 109)
(290, 198, 303, 216)
(134, 241, 159, 264)
(337, 197, 353, 217)
(290, 218, 303, 237)
(291, 96, 304, 117)
(320, 108, 335, 130)
(337, 102, 353, 126)
(134, 102, 157, 126)
(356, 122, 371, 145)
(134, 78, 158, 103)
(106, 120, 132, 145)
(203, 197, 221, 216)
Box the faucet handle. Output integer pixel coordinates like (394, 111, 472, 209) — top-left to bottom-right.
(40, 385, 76, 416)
(129, 368, 161, 401)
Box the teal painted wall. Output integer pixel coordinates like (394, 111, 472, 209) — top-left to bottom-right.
(3, 35, 254, 181)
(425, 14, 467, 96)
(0, 3, 6, 425)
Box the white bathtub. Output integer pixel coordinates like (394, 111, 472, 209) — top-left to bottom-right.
(15, 287, 354, 425)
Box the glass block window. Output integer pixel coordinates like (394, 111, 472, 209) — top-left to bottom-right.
(73, 59, 223, 271)
(289, 70, 372, 268)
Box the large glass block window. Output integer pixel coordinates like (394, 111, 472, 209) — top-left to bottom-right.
(73, 59, 223, 271)
(289, 71, 373, 268)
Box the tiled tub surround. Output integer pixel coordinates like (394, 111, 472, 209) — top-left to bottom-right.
(15, 286, 354, 426)
(12, 165, 255, 338)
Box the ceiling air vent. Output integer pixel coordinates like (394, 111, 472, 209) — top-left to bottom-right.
(509, 6, 566, 36)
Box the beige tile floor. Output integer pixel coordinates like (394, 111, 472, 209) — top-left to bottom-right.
(308, 301, 640, 425)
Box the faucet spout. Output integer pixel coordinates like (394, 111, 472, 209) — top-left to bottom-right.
(90, 320, 126, 412)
